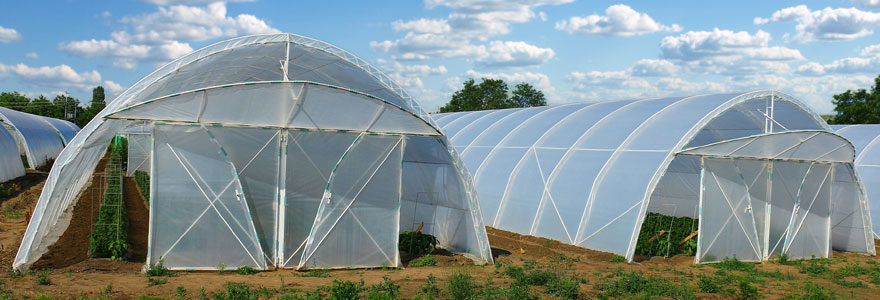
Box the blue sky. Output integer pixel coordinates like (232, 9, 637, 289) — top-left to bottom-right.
(1, 0, 879, 113)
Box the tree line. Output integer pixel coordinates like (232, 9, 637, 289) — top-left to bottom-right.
(0, 86, 105, 128)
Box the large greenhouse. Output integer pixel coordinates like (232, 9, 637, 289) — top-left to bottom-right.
(832, 124, 880, 238)
(14, 33, 492, 271)
(435, 91, 875, 263)
(0, 106, 79, 182)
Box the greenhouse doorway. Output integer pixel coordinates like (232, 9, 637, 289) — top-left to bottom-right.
(676, 130, 867, 263)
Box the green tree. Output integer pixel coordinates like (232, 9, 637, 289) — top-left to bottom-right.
(828, 74, 880, 124)
(90, 86, 106, 112)
(510, 82, 547, 108)
(438, 78, 547, 113)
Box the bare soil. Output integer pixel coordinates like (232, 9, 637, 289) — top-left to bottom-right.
(1, 174, 879, 299)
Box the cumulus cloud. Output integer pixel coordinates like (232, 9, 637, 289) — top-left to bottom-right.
(0, 63, 103, 93)
(24, 52, 38, 60)
(103, 80, 126, 95)
(59, 2, 277, 69)
(376, 59, 448, 89)
(464, 70, 553, 91)
(555, 4, 681, 36)
(474, 41, 555, 69)
(659, 29, 802, 76)
(0, 26, 22, 43)
(851, 0, 880, 8)
(140, 0, 255, 5)
(630, 59, 679, 77)
(754, 5, 880, 42)
(795, 48, 880, 76)
(862, 44, 880, 57)
(372, 0, 568, 65)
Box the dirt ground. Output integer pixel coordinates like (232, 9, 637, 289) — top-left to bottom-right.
(0, 174, 879, 299)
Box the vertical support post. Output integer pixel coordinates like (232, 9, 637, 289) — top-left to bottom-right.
(275, 130, 288, 267)
(146, 124, 156, 265)
(763, 161, 773, 260)
(695, 156, 706, 263)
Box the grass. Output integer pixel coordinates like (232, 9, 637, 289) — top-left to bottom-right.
(147, 277, 167, 286)
(409, 254, 438, 267)
(297, 269, 330, 278)
(608, 255, 626, 263)
(36, 269, 51, 285)
(236, 266, 259, 275)
(594, 270, 695, 300)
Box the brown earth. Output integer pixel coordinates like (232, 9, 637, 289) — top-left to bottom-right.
(124, 176, 149, 262)
(32, 158, 110, 269)
(1, 173, 880, 299)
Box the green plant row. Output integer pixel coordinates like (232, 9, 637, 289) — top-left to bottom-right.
(89, 139, 129, 260)
(135, 170, 150, 204)
(399, 230, 437, 256)
(634, 212, 699, 257)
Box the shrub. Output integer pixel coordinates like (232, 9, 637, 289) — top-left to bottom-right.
(297, 269, 330, 278)
(367, 276, 400, 299)
(148, 277, 168, 286)
(399, 231, 438, 256)
(145, 259, 174, 277)
(328, 280, 365, 300)
(446, 269, 478, 300)
(419, 274, 441, 300)
(176, 286, 187, 300)
(236, 266, 259, 275)
(697, 274, 721, 293)
(594, 271, 695, 300)
(737, 281, 759, 300)
(546, 275, 581, 300)
(634, 213, 699, 257)
(211, 282, 260, 300)
(713, 257, 757, 273)
(798, 259, 830, 277)
(36, 269, 51, 285)
(410, 254, 438, 267)
(217, 263, 227, 274)
(505, 281, 537, 300)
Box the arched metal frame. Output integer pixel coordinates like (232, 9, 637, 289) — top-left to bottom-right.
(436, 90, 872, 262)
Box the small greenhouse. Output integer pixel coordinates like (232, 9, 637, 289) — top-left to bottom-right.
(14, 33, 492, 271)
(832, 124, 880, 238)
(435, 91, 875, 263)
(0, 124, 24, 183)
(0, 107, 69, 169)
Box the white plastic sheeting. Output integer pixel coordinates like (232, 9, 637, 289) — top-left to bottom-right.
(435, 91, 874, 262)
(0, 107, 66, 168)
(0, 126, 25, 182)
(39, 116, 79, 144)
(833, 124, 880, 238)
(15, 33, 491, 271)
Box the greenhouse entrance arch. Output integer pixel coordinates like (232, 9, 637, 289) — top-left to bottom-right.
(677, 131, 859, 262)
(14, 34, 492, 271)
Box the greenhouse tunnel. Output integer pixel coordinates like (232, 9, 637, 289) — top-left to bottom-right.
(0, 106, 71, 169)
(833, 124, 880, 239)
(14, 33, 492, 271)
(434, 91, 875, 263)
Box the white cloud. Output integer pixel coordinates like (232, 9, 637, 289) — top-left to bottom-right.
(0, 26, 22, 43)
(392, 18, 451, 34)
(539, 12, 548, 22)
(59, 2, 276, 69)
(861, 44, 880, 57)
(24, 52, 38, 60)
(851, 0, 880, 8)
(140, 0, 255, 5)
(555, 4, 681, 36)
(464, 70, 553, 91)
(755, 5, 880, 42)
(796, 44, 880, 76)
(659, 29, 802, 76)
(373, 0, 569, 64)
(103, 80, 126, 95)
(630, 59, 678, 77)
(0, 63, 102, 93)
(474, 41, 555, 69)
